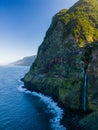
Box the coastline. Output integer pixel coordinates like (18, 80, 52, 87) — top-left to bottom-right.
(21, 78, 86, 130)
(22, 76, 98, 130)
(19, 79, 66, 130)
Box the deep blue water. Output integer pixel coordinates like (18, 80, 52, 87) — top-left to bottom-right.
(0, 66, 66, 130)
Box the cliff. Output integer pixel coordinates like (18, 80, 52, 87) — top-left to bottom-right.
(10, 55, 36, 66)
(24, 0, 98, 129)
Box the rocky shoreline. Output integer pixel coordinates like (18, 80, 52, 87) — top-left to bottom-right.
(22, 78, 93, 130)
(23, 0, 98, 129)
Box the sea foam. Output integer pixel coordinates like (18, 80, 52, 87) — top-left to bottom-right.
(18, 79, 66, 130)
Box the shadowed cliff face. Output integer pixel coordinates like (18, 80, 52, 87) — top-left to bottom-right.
(87, 48, 98, 110)
(24, 20, 84, 109)
(24, 0, 98, 129)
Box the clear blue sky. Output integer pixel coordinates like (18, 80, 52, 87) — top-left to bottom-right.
(0, 0, 78, 64)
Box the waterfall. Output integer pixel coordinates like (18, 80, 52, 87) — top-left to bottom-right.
(83, 73, 87, 111)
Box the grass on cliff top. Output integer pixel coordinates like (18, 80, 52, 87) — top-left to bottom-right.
(52, 0, 98, 47)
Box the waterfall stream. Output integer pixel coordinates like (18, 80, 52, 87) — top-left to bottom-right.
(83, 73, 87, 111)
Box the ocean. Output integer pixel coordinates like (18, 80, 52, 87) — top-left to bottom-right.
(0, 66, 66, 130)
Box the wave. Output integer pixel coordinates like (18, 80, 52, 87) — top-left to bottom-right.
(17, 79, 66, 130)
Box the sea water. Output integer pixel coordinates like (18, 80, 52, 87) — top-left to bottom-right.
(0, 66, 66, 130)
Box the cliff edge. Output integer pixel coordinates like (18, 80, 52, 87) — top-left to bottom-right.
(24, 0, 98, 129)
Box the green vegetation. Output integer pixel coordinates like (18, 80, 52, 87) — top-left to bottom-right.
(79, 111, 98, 130)
(24, 0, 98, 129)
(54, 0, 98, 47)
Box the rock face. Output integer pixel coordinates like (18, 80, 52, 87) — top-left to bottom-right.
(87, 47, 98, 110)
(24, 0, 98, 129)
(24, 21, 84, 110)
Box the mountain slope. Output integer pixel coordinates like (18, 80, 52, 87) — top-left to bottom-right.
(24, 0, 98, 129)
(11, 55, 36, 66)
(55, 0, 98, 47)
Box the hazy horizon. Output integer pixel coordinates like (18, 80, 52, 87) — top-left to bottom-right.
(0, 0, 78, 65)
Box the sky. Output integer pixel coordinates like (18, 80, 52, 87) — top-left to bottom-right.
(0, 0, 78, 64)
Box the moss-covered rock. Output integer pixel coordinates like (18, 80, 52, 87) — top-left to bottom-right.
(79, 111, 98, 130)
(58, 79, 82, 110)
(24, 0, 98, 129)
(87, 45, 98, 111)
